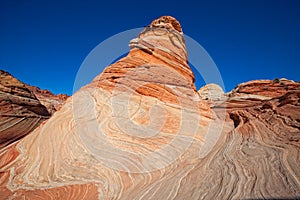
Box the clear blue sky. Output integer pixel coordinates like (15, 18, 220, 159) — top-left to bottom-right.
(1, 0, 300, 95)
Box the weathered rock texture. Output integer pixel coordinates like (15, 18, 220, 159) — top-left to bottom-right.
(0, 16, 300, 199)
(0, 70, 50, 149)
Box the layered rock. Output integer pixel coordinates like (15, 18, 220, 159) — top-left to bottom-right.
(0, 70, 50, 148)
(0, 16, 300, 200)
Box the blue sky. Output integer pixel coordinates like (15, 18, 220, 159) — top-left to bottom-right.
(1, 0, 300, 95)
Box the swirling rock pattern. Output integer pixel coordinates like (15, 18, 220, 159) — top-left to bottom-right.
(0, 70, 50, 149)
(209, 83, 300, 199)
(0, 16, 300, 199)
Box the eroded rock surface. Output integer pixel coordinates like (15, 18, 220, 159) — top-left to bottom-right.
(0, 16, 299, 200)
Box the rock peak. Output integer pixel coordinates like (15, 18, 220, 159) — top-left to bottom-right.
(104, 16, 195, 95)
(129, 16, 188, 63)
(149, 16, 183, 33)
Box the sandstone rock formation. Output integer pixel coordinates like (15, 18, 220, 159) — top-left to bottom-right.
(0, 70, 50, 149)
(0, 16, 300, 200)
(27, 86, 68, 115)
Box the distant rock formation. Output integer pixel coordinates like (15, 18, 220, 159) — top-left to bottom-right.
(227, 79, 299, 99)
(0, 70, 68, 149)
(27, 86, 68, 115)
(0, 70, 50, 148)
(198, 83, 226, 101)
(0, 16, 299, 200)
